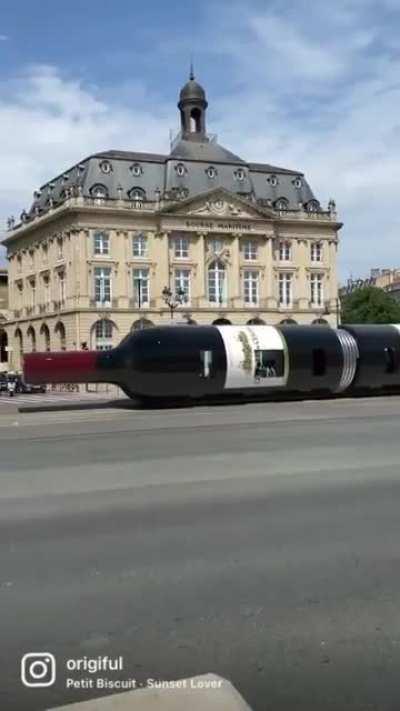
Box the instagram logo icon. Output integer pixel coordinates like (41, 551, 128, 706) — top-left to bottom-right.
(21, 653, 56, 687)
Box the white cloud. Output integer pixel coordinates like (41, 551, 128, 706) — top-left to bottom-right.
(0, 65, 173, 264)
(1, 0, 400, 281)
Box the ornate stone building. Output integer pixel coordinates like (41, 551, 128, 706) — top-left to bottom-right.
(3, 72, 341, 370)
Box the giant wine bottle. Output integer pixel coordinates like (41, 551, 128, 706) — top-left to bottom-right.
(24, 326, 228, 399)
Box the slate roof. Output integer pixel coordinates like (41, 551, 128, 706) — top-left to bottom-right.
(25, 75, 320, 218)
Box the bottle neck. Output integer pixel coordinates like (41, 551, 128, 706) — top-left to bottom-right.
(23, 350, 110, 384)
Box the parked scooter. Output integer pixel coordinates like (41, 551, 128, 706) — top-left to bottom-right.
(7, 374, 17, 397)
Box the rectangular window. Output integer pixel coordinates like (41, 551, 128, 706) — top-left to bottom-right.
(208, 264, 226, 304)
(279, 241, 291, 261)
(57, 239, 63, 259)
(174, 269, 191, 304)
(133, 268, 150, 307)
(243, 240, 258, 261)
(254, 350, 284, 379)
(312, 348, 326, 376)
(243, 270, 259, 305)
(279, 273, 292, 307)
(174, 237, 189, 259)
(200, 350, 213, 378)
(94, 267, 111, 306)
(311, 242, 322, 262)
(94, 231, 110, 256)
(132, 232, 147, 257)
(310, 274, 323, 306)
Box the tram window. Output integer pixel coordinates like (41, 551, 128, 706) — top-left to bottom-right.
(200, 350, 213, 378)
(312, 348, 326, 376)
(384, 346, 397, 374)
(254, 350, 284, 379)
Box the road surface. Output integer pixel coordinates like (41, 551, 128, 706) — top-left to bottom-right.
(1, 396, 400, 710)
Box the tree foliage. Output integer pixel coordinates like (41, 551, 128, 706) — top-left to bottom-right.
(341, 286, 400, 324)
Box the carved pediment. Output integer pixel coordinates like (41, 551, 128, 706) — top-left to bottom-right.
(159, 188, 275, 220)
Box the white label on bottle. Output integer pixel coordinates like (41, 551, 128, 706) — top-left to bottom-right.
(216, 325, 288, 390)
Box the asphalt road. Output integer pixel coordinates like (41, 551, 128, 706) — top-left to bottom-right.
(1, 397, 400, 711)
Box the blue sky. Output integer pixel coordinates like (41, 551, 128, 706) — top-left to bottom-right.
(1, 0, 400, 279)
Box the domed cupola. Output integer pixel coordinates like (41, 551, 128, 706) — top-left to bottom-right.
(178, 64, 208, 142)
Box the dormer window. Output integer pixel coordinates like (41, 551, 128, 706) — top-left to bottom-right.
(128, 187, 146, 201)
(175, 163, 187, 177)
(275, 197, 289, 211)
(130, 163, 143, 177)
(99, 160, 112, 174)
(90, 184, 109, 200)
(306, 199, 320, 213)
(268, 175, 278, 187)
(206, 166, 217, 179)
(293, 177, 302, 189)
(235, 168, 245, 181)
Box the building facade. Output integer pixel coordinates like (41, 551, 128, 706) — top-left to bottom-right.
(3, 73, 342, 371)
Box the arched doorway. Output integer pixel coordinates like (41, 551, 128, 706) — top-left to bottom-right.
(54, 322, 66, 350)
(212, 318, 232, 325)
(27, 326, 36, 352)
(312, 318, 329, 325)
(40, 323, 51, 351)
(247, 317, 266, 325)
(280, 318, 297, 325)
(131, 318, 154, 331)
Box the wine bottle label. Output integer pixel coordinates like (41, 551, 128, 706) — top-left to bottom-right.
(215, 325, 288, 390)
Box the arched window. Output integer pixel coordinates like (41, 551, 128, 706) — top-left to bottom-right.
(40, 323, 50, 351)
(306, 200, 320, 212)
(280, 318, 297, 325)
(131, 318, 154, 331)
(212, 318, 232, 325)
(275, 197, 289, 212)
(54, 322, 66, 350)
(247, 317, 266, 325)
(90, 184, 109, 200)
(27, 326, 36, 353)
(93, 319, 114, 350)
(128, 187, 146, 201)
(190, 108, 201, 133)
(208, 260, 226, 305)
(312, 318, 329, 325)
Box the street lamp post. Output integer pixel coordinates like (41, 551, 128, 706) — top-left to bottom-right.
(162, 286, 185, 320)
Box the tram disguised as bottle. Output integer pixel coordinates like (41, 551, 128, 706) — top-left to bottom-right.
(23, 324, 400, 402)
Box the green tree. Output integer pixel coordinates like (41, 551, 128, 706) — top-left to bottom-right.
(341, 286, 400, 324)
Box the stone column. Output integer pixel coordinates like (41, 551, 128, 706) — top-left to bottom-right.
(153, 231, 170, 309)
(264, 232, 276, 309)
(230, 233, 240, 307)
(297, 238, 309, 311)
(195, 232, 207, 308)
